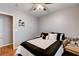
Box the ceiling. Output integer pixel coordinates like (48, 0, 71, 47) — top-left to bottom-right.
(0, 3, 78, 17)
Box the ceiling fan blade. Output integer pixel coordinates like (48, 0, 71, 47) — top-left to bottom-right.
(44, 3, 53, 4)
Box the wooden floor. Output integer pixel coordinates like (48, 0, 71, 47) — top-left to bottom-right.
(0, 44, 16, 56)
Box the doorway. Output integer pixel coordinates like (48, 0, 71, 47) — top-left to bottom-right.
(0, 14, 14, 56)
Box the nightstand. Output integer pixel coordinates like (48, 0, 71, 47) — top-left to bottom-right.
(64, 39, 79, 55)
(65, 45, 79, 55)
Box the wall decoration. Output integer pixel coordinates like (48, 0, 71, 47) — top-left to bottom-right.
(18, 19, 25, 26)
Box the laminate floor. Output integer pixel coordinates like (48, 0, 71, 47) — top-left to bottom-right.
(0, 44, 16, 56)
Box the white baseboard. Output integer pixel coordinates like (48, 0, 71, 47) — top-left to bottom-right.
(0, 43, 13, 48)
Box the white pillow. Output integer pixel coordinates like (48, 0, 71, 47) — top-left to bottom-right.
(46, 36, 49, 40)
(48, 33, 57, 40)
(60, 34, 63, 41)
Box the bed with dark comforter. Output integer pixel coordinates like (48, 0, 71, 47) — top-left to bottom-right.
(20, 40, 62, 56)
(16, 32, 65, 56)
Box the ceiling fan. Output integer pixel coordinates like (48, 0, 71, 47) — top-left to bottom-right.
(15, 3, 53, 12)
(32, 3, 52, 11)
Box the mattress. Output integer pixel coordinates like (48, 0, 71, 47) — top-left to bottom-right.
(27, 37, 56, 49)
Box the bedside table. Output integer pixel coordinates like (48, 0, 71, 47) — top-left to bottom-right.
(63, 38, 79, 55)
(65, 45, 79, 55)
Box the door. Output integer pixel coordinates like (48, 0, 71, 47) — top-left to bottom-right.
(0, 33, 2, 47)
(2, 15, 13, 47)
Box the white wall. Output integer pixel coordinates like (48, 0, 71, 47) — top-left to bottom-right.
(0, 6, 39, 48)
(39, 5, 79, 38)
(14, 12, 39, 48)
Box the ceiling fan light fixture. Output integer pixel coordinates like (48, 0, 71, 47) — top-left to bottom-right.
(33, 3, 47, 11)
(36, 4, 44, 10)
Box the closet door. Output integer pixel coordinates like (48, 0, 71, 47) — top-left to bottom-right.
(2, 15, 13, 46)
(0, 15, 3, 47)
(0, 33, 2, 47)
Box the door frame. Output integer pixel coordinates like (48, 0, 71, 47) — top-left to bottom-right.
(0, 11, 15, 49)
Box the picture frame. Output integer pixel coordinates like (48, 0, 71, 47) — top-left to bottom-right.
(18, 19, 25, 26)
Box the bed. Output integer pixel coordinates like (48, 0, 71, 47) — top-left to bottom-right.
(15, 32, 65, 56)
